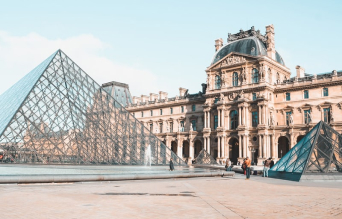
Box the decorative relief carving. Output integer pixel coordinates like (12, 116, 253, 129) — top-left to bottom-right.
(222, 55, 246, 66)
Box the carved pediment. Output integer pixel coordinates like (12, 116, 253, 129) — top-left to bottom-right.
(208, 52, 256, 70)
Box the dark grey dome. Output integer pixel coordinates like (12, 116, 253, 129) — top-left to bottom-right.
(211, 36, 285, 66)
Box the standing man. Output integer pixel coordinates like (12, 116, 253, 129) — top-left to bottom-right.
(244, 157, 251, 180)
(263, 158, 271, 177)
(169, 158, 175, 171)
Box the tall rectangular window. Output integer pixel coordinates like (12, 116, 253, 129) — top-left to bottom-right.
(252, 93, 257, 101)
(170, 122, 173, 133)
(252, 111, 258, 127)
(323, 88, 329, 96)
(304, 110, 311, 124)
(323, 108, 330, 123)
(141, 111, 144, 117)
(160, 109, 163, 115)
(180, 121, 184, 132)
(304, 90, 309, 99)
(191, 120, 197, 131)
(181, 106, 184, 113)
(214, 115, 218, 129)
(170, 107, 173, 114)
(159, 123, 163, 133)
(286, 93, 291, 101)
(286, 111, 292, 126)
(149, 123, 153, 132)
(150, 110, 153, 116)
(192, 104, 196, 112)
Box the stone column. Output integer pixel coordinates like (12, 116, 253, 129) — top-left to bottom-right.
(258, 135, 262, 158)
(218, 137, 221, 158)
(208, 137, 211, 154)
(263, 105, 266, 124)
(190, 140, 194, 160)
(227, 111, 230, 129)
(243, 135, 247, 158)
(204, 112, 207, 128)
(242, 106, 246, 125)
(238, 135, 242, 158)
(204, 137, 207, 151)
(177, 139, 182, 158)
(218, 110, 221, 127)
(246, 134, 249, 158)
(208, 112, 211, 129)
(258, 106, 261, 125)
(239, 107, 242, 125)
(221, 110, 224, 128)
(221, 136, 225, 158)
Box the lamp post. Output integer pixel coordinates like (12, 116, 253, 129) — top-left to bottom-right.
(248, 146, 256, 165)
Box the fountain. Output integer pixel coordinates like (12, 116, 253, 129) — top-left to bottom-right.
(144, 144, 152, 166)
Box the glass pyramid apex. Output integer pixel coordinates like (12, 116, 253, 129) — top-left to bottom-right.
(0, 50, 58, 137)
(0, 50, 185, 166)
(269, 121, 342, 181)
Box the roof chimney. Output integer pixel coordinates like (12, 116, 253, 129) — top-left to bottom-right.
(215, 38, 223, 52)
(265, 24, 276, 60)
(296, 65, 305, 78)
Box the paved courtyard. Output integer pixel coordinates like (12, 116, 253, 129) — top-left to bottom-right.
(0, 174, 341, 219)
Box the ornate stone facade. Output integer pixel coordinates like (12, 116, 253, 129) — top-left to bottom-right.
(126, 25, 342, 165)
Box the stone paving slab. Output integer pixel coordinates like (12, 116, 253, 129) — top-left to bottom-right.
(0, 174, 341, 218)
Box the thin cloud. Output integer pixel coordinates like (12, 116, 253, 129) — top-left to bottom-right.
(0, 31, 158, 96)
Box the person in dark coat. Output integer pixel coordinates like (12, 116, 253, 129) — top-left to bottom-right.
(169, 158, 175, 171)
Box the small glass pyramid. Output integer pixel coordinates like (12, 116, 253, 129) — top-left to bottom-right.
(269, 121, 342, 181)
(194, 149, 218, 165)
(0, 50, 185, 166)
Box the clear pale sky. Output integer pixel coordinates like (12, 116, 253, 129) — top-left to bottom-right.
(0, 0, 341, 97)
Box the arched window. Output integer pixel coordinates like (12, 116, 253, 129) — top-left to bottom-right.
(230, 110, 238, 129)
(215, 75, 221, 89)
(252, 68, 259, 83)
(232, 72, 238, 87)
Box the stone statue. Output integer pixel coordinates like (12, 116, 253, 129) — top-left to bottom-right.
(270, 112, 275, 126)
(260, 65, 265, 79)
(238, 90, 245, 99)
(289, 114, 294, 125)
(241, 68, 247, 81)
(220, 93, 224, 100)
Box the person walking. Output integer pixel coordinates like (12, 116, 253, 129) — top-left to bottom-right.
(244, 157, 251, 180)
(169, 158, 175, 171)
(263, 158, 271, 177)
(241, 158, 246, 175)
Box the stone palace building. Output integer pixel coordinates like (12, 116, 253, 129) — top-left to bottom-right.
(123, 25, 342, 165)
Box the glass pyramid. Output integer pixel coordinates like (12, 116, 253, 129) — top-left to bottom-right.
(194, 149, 218, 165)
(0, 50, 185, 165)
(269, 121, 342, 181)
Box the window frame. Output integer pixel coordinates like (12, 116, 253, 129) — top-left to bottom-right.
(286, 93, 291, 101)
(304, 109, 311, 124)
(323, 108, 330, 123)
(170, 107, 173, 114)
(252, 93, 257, 101)
(214, 115, 218, 129)
(160, 109, 163, 115)
(230, 110, 238, 129)
(192, 104, 196, 112)
(252, 68, 259, 83)
(191, 120, 197, 131)
(252, 111, 258, 127)
(215, 75, 221, 89)
(181, 106, 184, 113)
(232, 72, 238, 87)
(304, 90, 309, 99)
(323, 88, 329, 97)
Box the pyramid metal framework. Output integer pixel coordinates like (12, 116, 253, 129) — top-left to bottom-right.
(0, 50, 185, 165)
(269, 121, 342, 181)
(194, 149, 218, 165)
